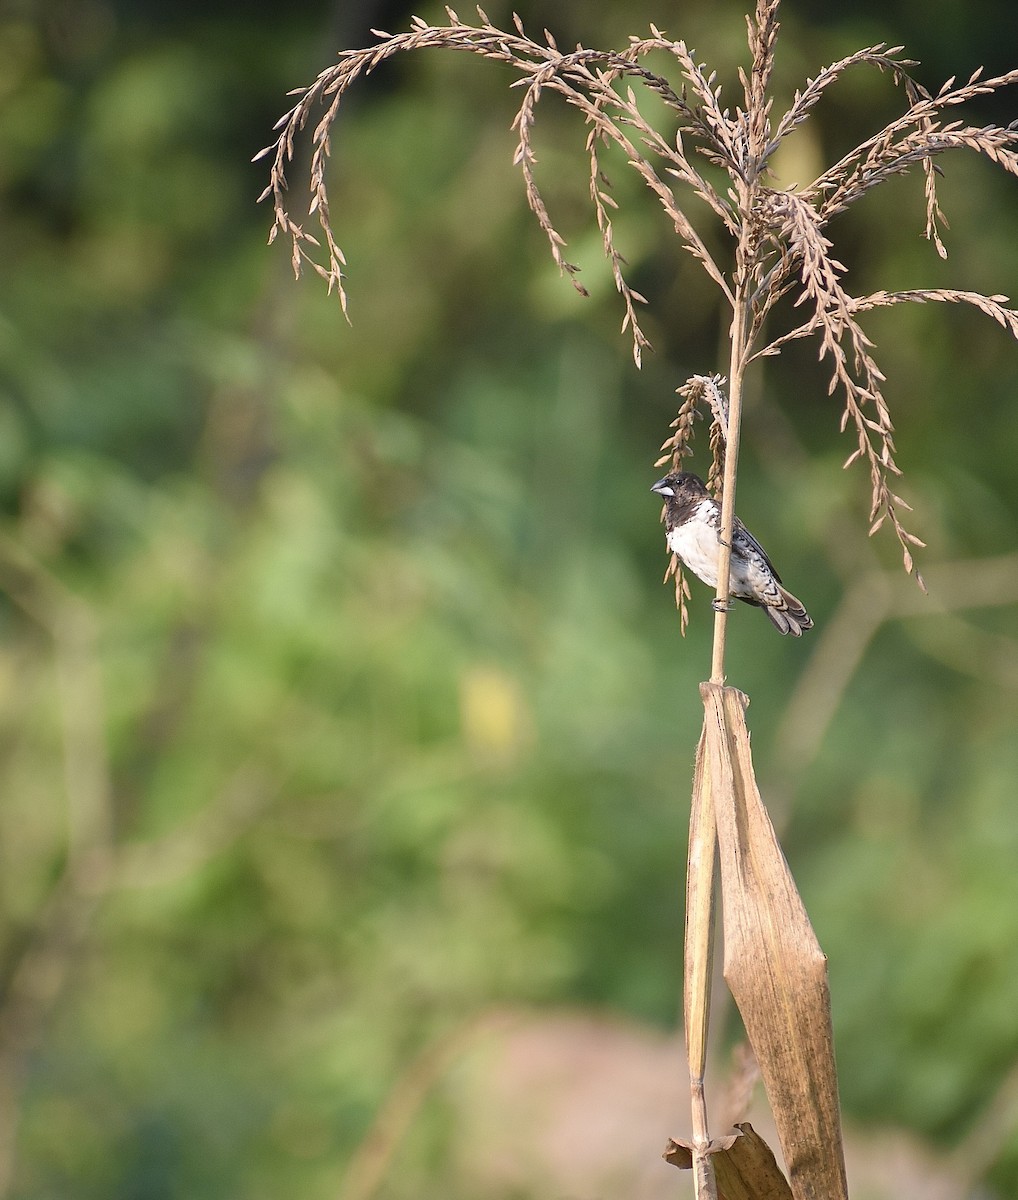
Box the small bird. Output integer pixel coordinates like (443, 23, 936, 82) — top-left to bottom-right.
(651, 471, 813, 636)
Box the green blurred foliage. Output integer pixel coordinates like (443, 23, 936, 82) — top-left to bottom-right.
(1, 0, 1018, 1197)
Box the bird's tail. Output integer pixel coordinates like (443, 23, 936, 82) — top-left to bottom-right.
(764, 586, 814, 637)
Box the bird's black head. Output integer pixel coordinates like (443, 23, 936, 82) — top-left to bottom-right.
(650, 471, 709, 501)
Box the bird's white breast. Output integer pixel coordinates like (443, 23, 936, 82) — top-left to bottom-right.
(666, 499, 722, 587)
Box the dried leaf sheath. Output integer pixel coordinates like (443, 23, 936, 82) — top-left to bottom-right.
(700, 683, 848, 1200)
(665, 1122, 794, 1200)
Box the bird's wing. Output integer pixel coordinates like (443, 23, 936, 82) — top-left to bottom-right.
(732, 517, 782, 583)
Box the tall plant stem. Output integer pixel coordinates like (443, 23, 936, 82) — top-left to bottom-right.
(684, 724, 719, 1199)
(710, 210, 754, 684)
(680, 197, 757, 1200)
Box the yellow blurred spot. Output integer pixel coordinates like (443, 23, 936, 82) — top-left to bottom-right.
(269, 1101, 332, 1160)
(459, 664, 531, 764)
(84, 968, 168, 1049)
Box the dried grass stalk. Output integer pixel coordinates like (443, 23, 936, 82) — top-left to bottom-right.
(259, 4, 1018, 1197)
(684, 721, 718, 1196)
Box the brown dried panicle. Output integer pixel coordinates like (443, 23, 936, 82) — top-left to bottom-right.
(654, 374, 730, 632)
(257, 1, 1018, 587)
(653, 390, 699, 632)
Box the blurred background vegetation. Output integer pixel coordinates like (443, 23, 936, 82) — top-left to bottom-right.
(1, 0, 1018, 1197)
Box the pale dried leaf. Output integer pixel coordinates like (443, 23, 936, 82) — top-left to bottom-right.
(701, 684, 849, 1200)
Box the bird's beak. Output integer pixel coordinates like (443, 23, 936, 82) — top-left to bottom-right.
(650, 477, 674, 497)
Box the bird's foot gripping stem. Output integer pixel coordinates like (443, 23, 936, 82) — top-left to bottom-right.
(711, 598, 734, 613)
